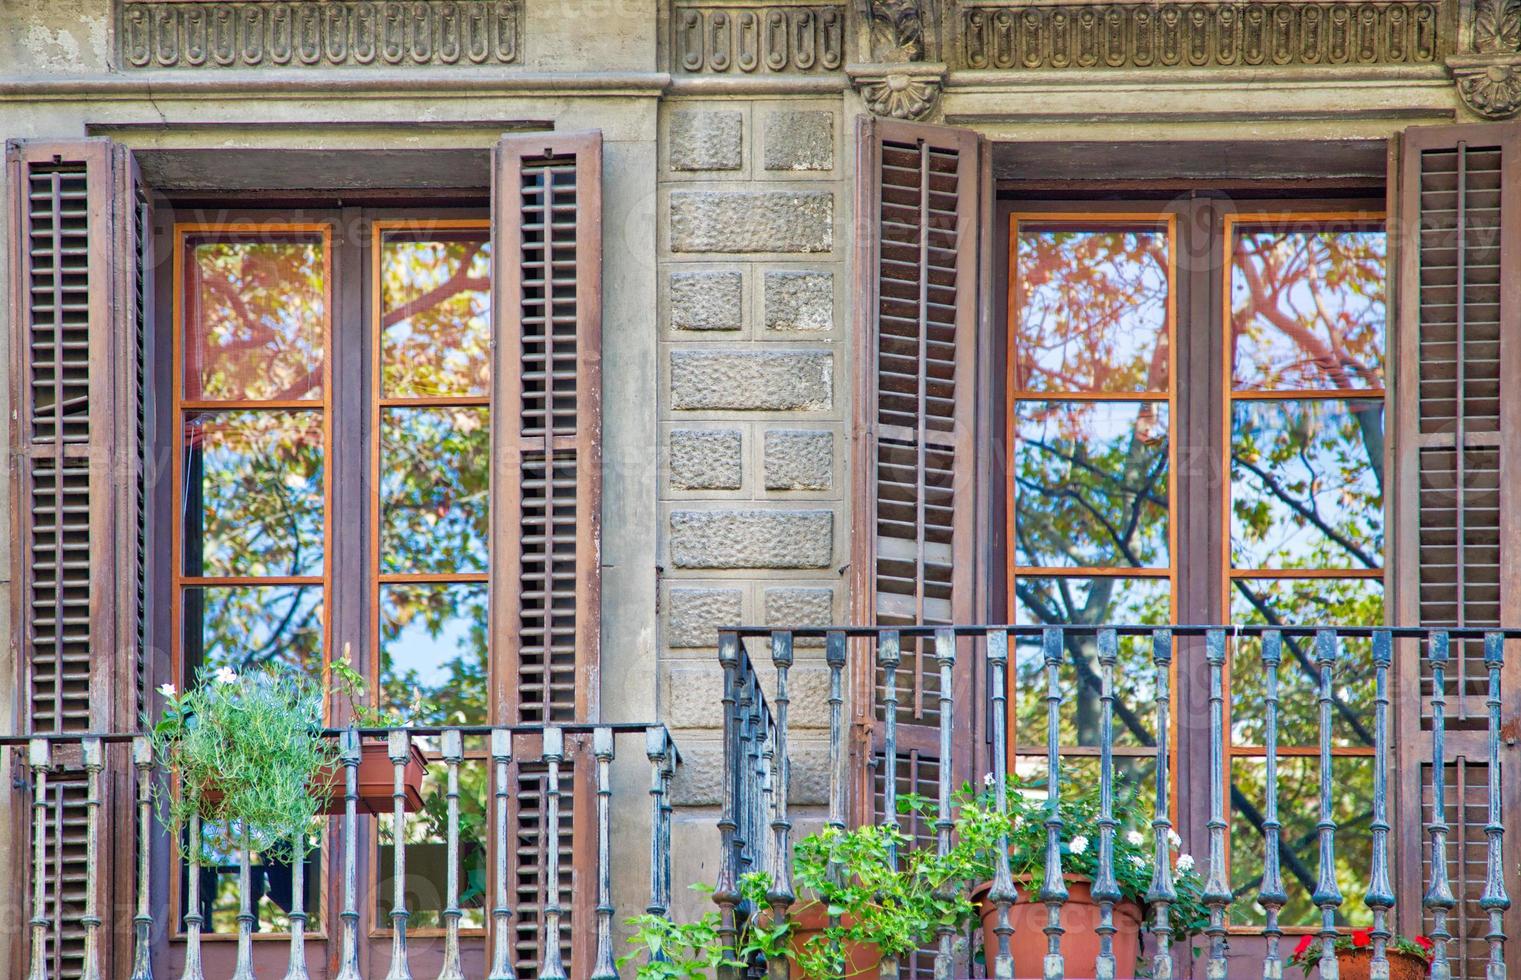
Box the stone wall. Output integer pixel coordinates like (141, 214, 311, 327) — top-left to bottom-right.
(655, 95, 851, 914)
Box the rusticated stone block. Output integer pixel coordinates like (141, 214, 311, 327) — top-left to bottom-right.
(670, 190, 832, 253)
(764, 429, 834, 490)
(764, 271, 834, 332)
(670, 271, 743, 331)
(763, 110, 834, 171)
(669, 510, 833, 569)
(667, 587, 743, 648)
(670, 741, 831, 806)
(670, 350, 832, 411)
(669, 110, 742, 171)
(669, 429, 743, 490)
(764, 587, 835, 648)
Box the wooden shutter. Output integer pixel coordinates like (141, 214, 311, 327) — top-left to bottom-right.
(7, 138, 148, 979)
(1391, 121, 1521, 975)
(850, 111, 984, 930)
(490, 130, 602, 975)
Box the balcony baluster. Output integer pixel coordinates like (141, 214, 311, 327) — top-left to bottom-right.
(591, 727, 619, 980)
(27, 740, 50, 980)
(1260, 631, 1288, 980)
(878, 630, 903, 980)
(1092, 629, 1121, 980)
(986, 630, 1017, 980)
(232, 826, 256, 980)
(1425, 633, 1456, 980)
(487, 728, 516, 980)
(79, 738, 104, 980)
(1367, 631, 1395, 980)
(1147, 629, 1176, 980)
(1313, 630, 1345, 980)
(130, 736, 156, 980)
(386, 729, 413, 980)
(181, 810, 206, 980)
(767, 631, 796, 980)
(437, 729, 465, 980)
(335, 730, 362, 980)
(1480, 633, 1510, 980)
(1204, 630, 1231, 979)
(539, 727, 568, 980)
(1040, 627, 1068, 980)
(932, 628, 957, 980)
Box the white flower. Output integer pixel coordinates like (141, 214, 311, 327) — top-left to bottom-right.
(1167, 829, 1183, 848)
(1129, 853, 1147, 867)
(158, 682, 177, 698)
(1069, 835, 1090, 855)
(1175, 853, 1195, 873)
(1126, 830, 1145, 847)
(983, 772, 996, 788)
(1012, 814, 1025, 832)
(214, 666, 238, 685)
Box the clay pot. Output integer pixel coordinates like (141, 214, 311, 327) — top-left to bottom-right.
(200, 741, 427, 815)
(1324, 949, 1430, 980)
(766, 901, 880, 980)
(973, 877, 1144, 980)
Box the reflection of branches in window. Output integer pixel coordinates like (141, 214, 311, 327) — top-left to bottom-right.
(1229, 782, 1372, 926)
(1231, 449, 1379, 570)
(233, 592, 320, 672)
(381, 242, 487, 330)
(1016, 429, 1167, 569)
(1230, 581, 1375, 749)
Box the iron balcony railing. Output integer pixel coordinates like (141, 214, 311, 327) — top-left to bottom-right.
(715, 624, 1512, 980)
(12, 722, 678, 980)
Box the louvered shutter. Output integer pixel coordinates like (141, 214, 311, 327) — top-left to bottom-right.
(1391, 121, 1521, 974)
(7, 138, 148, 980)
(851, 117, 985, 975)
(490, 130, 602, 975)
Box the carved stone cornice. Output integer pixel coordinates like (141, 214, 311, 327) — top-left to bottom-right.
(847, 61, 945, 117)
(959, 2, 1444, 71)
(1448, 0, 1521, 117)
(117, 1, 520, 70)
(671, 3, 847, 73)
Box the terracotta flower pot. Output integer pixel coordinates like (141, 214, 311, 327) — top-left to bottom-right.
(973, 877, 1144, 980)
(199, 741, 427, 816)
(1321, 949, 1430, 980)
(765, 901, 880, 980)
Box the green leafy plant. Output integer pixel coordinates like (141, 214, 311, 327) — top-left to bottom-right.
(619, 878, 789, 980)
(149, 664, 337, 860)
(1288, 929, 1433, 976)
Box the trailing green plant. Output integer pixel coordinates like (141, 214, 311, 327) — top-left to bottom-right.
(954, 772, 1210, 956)
(149, 664, 337, 861)
(619, 878, 789, 980)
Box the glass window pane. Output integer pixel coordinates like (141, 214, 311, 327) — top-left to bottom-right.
(1230, 228, 1386, 392)
(185, 234, 325, 402)
(380, 582, 488, 725)
(380, 230, 492, 399)
(1229, 756, 1373, 928)
(1012, 578, 1169, 749)
(1007, 757, 1157, 828)
(182, 828, 320, 934)
(377, 748, 489, 930)
(1230, 399, 1384, 570)
(381, 406, 489, 575)
(182, 409, 324, 578)
(182, 584, 323, 678)
(1229, 579, 1381, 748)
(1013, 226, 1171, 394)
(1014, 401, 1169, 569)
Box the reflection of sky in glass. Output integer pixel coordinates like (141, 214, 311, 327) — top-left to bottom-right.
(183, 410, 324, 578)
(182, 585, 322, 678)
(1230, 756, 1373, 928)
(1015, 401, 1169, 568)
(1015, 228, 1170, 394)
(381, 233, 491, 399)
(1231, 230, 1385, 392)
(1230, 399, 1384, 570)
(380, 583, 487, 725)
(187, 238, 325, 402)
(380, 407, 489, 574)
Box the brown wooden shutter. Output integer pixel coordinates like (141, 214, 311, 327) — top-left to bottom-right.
(489, 130, 603, 975)
(850, 116, 985, 971)
(7, 138, 148, 980)
(1391, 121, 1521, 975)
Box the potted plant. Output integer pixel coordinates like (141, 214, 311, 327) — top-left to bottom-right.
(621, 803, 981, 979)
(329, 652, 428, 813)
(1288, 929, 1434, 980)
(959, 774, 1208, 980)
(150, 664, 339, 862)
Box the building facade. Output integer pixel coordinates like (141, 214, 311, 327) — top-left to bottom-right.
(2, 0, 1520, 976)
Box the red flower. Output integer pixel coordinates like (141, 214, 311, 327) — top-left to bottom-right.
(1352, 929, 1372, 948)
(1293, 935, 1315, 957)
(1415, 936, 1434, 950)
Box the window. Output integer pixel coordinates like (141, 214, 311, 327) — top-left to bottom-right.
(171, 214, 492, 933)
(1005, 201, 1387, 927)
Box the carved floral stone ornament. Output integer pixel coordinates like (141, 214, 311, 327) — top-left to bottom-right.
(849, 0, 945, 120)
(1448, 0, 1521, 117)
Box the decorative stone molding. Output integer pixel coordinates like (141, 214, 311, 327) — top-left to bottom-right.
(117, 0, 519, 69)
(960, 2, 1443, 70)
(671, 4, 846, 73)
(847, 61, 946, 118)
(1448, 0, 1521, 117)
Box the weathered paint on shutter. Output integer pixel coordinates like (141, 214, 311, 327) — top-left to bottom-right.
(1391, 121, 1521, 973)
(851, 117, 985, 975)
(490, 131, 603, 976)
(7, 138, 147, 980)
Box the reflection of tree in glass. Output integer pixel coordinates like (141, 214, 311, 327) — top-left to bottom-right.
(381, 407, 489, 575)
(381, 236, 491, 398)
(188, 240, 326, 402)
(187, 586, 322, 678)
(380, 584, 488, 727)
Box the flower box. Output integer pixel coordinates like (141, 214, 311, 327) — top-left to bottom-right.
(973, 875, 1143, 980)
(200, 741, 427, 816)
